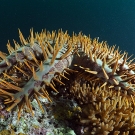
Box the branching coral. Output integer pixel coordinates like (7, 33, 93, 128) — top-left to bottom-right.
(69, 80, 135, 134)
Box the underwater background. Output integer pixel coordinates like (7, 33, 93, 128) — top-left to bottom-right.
(0, 0, 135, 55)
(0, 0, 135, 135)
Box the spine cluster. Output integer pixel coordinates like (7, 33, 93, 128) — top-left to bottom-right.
(0, 28, 135, 121)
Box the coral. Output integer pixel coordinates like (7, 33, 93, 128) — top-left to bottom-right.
(0, 95, 77, 134)
(69, 80, 135, 134)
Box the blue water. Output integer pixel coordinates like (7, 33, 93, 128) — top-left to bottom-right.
(0, 0, 135, 56)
